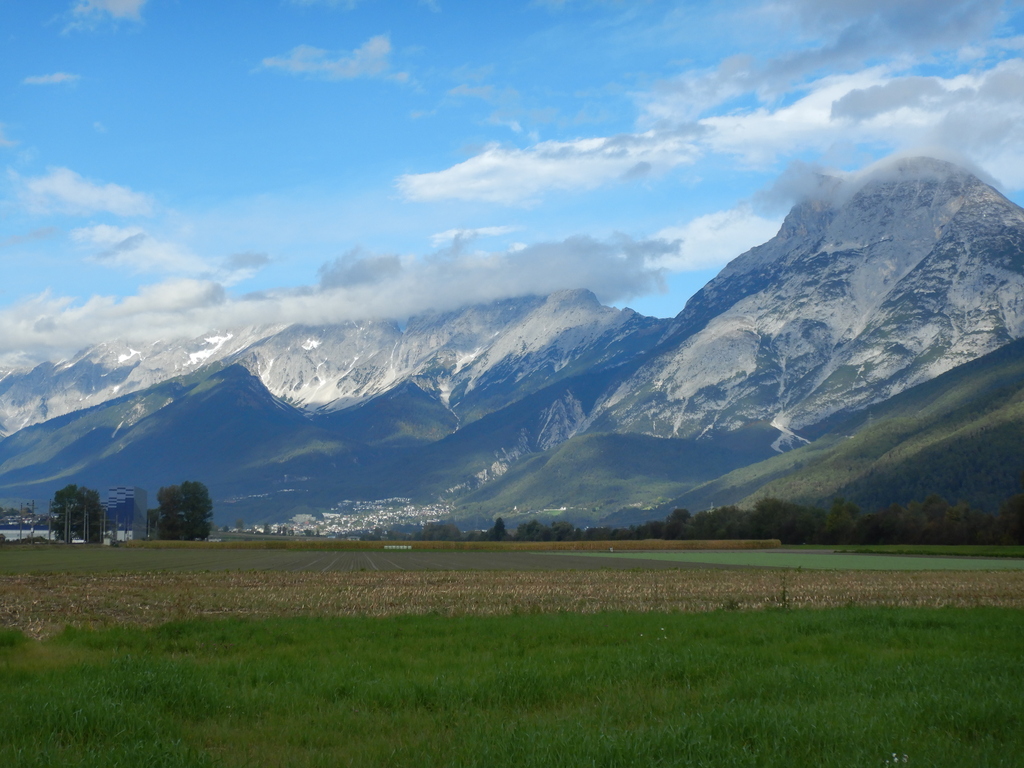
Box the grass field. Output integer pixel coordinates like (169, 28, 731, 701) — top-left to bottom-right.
(554, 550, 1024, 570)
(1, 608, 1022, 767)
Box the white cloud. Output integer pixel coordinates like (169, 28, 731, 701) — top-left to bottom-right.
(429, 225, 518, 247)
(696, 69, 890, 165)
(0, 235, 669, 364)
(68, 0, 146, 25)
(397, 129, 701, 204)
(262, 35, 405, 81)
(0, 125, 16, 147)
(648, 0, 1010, 116)
(416, 54, 1024, 207)
(70, 225, 211, 275)
(650, 206, 783, 272)
(17, 167, 154, 217)
(68, 225, 268, 286)
(0, 280, 227, 367)
(23, 73, 81, 85)
(701, 60, 1024, 186)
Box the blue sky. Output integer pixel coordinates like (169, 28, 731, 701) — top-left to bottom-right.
(1, 0, 1023, 366)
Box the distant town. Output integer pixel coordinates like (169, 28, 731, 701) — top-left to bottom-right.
(0, 495, 457, 542)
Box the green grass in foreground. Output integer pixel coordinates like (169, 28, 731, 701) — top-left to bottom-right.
(1, 609, 1022, 767)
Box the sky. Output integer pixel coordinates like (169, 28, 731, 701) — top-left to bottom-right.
(1, 0, 1023, 367)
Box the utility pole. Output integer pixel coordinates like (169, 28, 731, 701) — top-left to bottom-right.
(19, 503, 23, 543)
(29, 500, 35, 544)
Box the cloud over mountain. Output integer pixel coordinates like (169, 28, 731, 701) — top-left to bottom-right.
(0, 234, 669, 366)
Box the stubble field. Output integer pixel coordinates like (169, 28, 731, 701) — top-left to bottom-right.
(3, 565, 1024, 640)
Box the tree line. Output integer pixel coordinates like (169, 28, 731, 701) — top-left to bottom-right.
(401, 474, 1024, 546)
(48, 481, 213, 542)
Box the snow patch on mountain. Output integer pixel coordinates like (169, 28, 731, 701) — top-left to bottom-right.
(189, 334, 235, 366)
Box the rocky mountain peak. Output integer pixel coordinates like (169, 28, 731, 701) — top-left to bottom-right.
(602, 156, 1024, 441)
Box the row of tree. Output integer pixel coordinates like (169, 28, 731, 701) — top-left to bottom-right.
(43, 473, 1024, 546)
(642, 493, 1023, 546)
(404, 474, 1024, 546)
(49, 481, 213, 542)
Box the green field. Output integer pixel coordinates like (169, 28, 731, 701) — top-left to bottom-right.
(829, 544, 1024, 558)
(553, 550, 1024, 570)
(1, 609, 1022, 768)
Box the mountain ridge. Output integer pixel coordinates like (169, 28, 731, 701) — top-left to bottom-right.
(1, 157, 1022, 526)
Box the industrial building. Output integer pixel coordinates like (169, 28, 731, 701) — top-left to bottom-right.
(105, 487, 149, 541)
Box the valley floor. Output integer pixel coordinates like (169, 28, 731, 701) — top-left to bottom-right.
(2, 544, 1022, 766)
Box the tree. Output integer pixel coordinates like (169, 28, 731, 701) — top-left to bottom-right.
(180, 481, 213, 540)
(50, 485, 104, 543)
(823, 498, 859, 544)
(514, 519, 551, 542)
(999, 493, 1024, 544)
(421, 521, 461, 541)
(157, 485, 184, 540)
(157, 481, 214, 540)
(488, 517, 507, 541)
(663, 508, 691, 540)
(550, 520, 578, 541)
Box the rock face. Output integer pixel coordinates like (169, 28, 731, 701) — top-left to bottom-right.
(591, 157, 1024, 442)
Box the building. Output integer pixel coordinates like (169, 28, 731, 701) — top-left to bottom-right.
(106, 487, 149, 541)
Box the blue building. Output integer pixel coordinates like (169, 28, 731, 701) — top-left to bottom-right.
(106, 487, 149, 541)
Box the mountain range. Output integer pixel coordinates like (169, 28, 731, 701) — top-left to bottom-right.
(2, 157, 1022, 528)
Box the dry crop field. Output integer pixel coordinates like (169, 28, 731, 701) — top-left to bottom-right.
(0, 546, 785, 574)
(3, 568, 1024, 640)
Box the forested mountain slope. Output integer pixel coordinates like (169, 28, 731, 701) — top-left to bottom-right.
(670, 337, 1024, 515)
